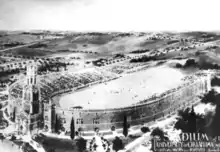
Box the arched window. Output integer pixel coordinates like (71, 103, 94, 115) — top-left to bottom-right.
(77, 118, 83, 124)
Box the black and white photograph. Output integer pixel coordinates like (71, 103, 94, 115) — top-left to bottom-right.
(1, 0, 220, 152)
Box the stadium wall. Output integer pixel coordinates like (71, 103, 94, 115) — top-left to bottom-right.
(52, 74, 210, 133)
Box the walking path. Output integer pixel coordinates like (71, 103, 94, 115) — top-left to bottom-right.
(1, 107, 17, 134)
(0, 139, 21, 152)
(0, 107, 45, 152)
(22, 135, 46, 152)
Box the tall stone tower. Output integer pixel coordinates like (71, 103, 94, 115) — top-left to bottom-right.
(22, 64, 42, 115)
(206, 72, 212, 92)
(204, 70, 212, 92)
(17, 63, 43, 135)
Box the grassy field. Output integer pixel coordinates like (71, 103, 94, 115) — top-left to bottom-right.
(59, 65, 186, 109)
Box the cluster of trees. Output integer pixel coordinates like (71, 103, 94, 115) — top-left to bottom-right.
(28, 43, 48, 48)
(0, 68, 21, 77)
(200, 89, 220, 105)
(174, 106, 202, 133)
(116, 33, 133, 37)
(0, 80, 9, 88)
(184, 59, 197, 67)
(200, 62, 220, 70)
(57, 49, 97, 55)
(3, 41, 24, 47)
(1, 53, 40, 60)
(87, 32, 106, 36)
(21, 142, 37, 152)
(150, 127, 169, 152)
(141, 126, 150, 133)
(201, 33, 217, 39)
(148, 37, 160, 40)
(112, 136, 124, 152)
(92, 58, 108, 67)
(176, 58, 198, 69)
(130, 55, 157, 63)
(167, 40, 179, 45)
(174, 89, 220, 137)
(130, 49, 150, 54)
(113, 54, 125, 58)
(38, 62, 68, 74)
(176, 58, 220, 70)
(205, 45, 219, 50)
(90, 54, 126, 67)
(22, 32, 44, 35)
(211, 76, 220, 87)
(76, 137, 87, 152)
(151, 127, 169, 141)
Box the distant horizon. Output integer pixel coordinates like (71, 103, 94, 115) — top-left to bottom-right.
(1, 29, 220, 33)
(1, 0, 220, 32)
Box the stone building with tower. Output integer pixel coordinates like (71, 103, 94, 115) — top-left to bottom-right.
(8, 63, 213, 135)
(8, 63, 45, 135)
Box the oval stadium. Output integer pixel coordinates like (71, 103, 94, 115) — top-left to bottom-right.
(7, 61, 212, 136)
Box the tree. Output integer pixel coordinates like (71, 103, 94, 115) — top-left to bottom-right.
(76, 137, 87, 152)
(188, 106, 197, 133)
(141, 126, 150, 133)
(12, 107, 16, 122)
(112, 136, 124, 152)
(184, 59, 197, 68)
(176, 63, 182, 68)
(175, 107, 191, 132)
(70, 117, 75, 140)
(151, 127, 169, 141)
(174, 106, 205, 134)
(200, 89, 219, 105)
(55, 115, 60, 133)
(111, 126, 116, 132)
(123, 115, 128, 137)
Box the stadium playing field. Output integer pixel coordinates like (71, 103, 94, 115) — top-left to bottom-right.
(59, 65, 186, 109)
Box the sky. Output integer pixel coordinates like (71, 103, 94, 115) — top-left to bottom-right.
(0, 0, 220, 32)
